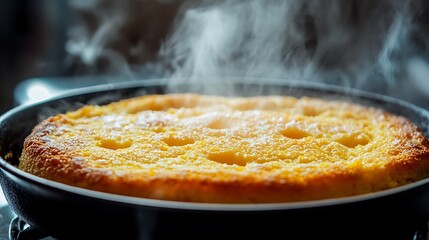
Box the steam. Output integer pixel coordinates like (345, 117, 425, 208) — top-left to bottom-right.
(65, 0, 429, 105)
(160, 1, 315, 81)
(65, 0, 167, 78)
(66, 0, 131, 75)
(159, 0, 415, 93)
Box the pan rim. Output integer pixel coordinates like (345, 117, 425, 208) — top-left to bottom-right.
(1, 77, 429, 212)
(0, 163, 429, 212)
(1, 162, 429, 212)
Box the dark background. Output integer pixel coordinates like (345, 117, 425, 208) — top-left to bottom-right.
(1, 1, 69, 114)
(1, 0, 429, 115)
(0, 0, 182, 114)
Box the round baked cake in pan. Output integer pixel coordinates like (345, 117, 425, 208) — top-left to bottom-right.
(18, 93, 429, 203)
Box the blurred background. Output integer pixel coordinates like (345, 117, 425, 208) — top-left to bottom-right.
(0, 0, 180, 114)
(1, 0, 429, 115)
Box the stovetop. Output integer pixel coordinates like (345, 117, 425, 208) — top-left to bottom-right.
(0, 188, 55, 240)
(0, 204, 56, 240)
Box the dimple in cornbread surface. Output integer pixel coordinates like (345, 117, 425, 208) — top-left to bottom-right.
(18, 94, 429, 203)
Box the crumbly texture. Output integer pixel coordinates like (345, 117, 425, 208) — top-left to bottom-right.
(19, 94, 429, 203)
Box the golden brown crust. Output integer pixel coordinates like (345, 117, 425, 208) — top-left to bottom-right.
(18, 94, 429, 203)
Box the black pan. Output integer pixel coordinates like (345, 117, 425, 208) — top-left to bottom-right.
(1, 78, 429, 240)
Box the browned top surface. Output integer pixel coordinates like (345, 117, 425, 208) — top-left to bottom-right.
(18, 94, 429, 203)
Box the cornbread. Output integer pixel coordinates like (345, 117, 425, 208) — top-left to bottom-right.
(18, 93, 429, 203)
